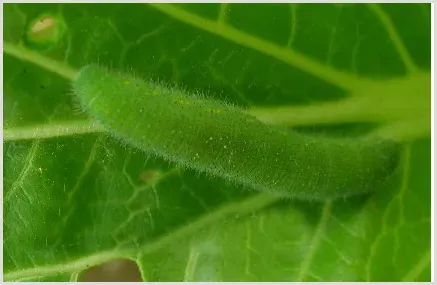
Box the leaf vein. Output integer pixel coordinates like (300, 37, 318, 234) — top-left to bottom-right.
(148, 3, 364, 91)
(366, 3, 418, 73)
(296, 200, 332, 281)
(6, 141, 40, 201)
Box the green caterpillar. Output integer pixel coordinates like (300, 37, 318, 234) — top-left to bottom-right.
(72, 64, 400, 200)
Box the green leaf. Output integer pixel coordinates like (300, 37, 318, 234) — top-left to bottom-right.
(3, 3, 430, 281)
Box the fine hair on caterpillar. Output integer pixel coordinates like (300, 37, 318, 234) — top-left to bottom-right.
(72, 64, 401, 201)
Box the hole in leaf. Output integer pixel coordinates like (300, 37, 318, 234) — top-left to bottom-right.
(79, 258, 142, 282)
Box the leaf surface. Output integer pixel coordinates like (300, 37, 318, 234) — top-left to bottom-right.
(3, 3, 431, 281)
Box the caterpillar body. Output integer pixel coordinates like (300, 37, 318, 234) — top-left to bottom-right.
(72, 65, 400, 200)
